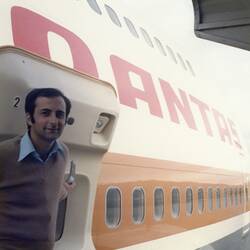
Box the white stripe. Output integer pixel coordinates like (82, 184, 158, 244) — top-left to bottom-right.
(118, 212, 250, 250)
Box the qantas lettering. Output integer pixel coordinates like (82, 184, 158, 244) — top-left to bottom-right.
(190, 95, 213, 136)
(11, 6, 242, 150)
(110, 55, 163, 118)
(110, 55, 242, 149)
(159, 78, 197, 130)
(11, 6, 99, 78)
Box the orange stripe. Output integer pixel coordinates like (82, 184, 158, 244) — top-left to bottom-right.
(92, 153, 249, 250)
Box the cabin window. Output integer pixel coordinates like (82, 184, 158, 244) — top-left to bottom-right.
(177, 53, 187, 70)
(154, 188, 164, 221)
(172, 188, 180, 218)
(185, 59, 196, 76)
(140, 27, 154, 48)
(198, 188, 204, 213)
(216, 188, 221, 209)
(208, 188, 213, 211)
(124, 17, 139, 38)
(87, 0, 102, 15)
(132, 188, 145, 224)
(106, 187, 121, 228)
(235, 188, 238, 206)
(186, 188, 193, 216)
(154, 37, 167, 56)
(223, 188, 228, 208)
(239, 187, 243, 204)
(105, 4, 122, 27)
(166, 45, 177, 64)
(230, 188, 233, 206)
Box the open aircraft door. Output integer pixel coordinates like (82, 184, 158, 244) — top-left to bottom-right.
(0, 47, 119, 250)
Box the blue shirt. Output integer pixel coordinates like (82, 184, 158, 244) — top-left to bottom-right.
(18, 132, 64, 163)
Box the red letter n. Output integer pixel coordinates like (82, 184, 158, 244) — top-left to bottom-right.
(11, 6, 98, 77)
(110, 55, 163, 118)
(160, 79, 197, 130)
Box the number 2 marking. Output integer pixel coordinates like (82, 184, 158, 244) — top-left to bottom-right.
(13, 97, 21, 108)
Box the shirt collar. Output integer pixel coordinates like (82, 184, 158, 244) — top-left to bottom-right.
(18, 132, 64, 163)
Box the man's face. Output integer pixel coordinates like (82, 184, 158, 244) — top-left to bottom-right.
(27, 96, 67, 143)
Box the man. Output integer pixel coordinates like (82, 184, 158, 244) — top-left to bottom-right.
(0, 88, 74, 250)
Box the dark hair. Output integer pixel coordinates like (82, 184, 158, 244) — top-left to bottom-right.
(25, 88, 71, 123)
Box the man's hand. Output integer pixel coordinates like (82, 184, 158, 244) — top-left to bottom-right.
(64, 181, 76, 193)
(59, 181, 76, 201)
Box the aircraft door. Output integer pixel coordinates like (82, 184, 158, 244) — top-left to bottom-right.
(0, 47, 119, 250)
